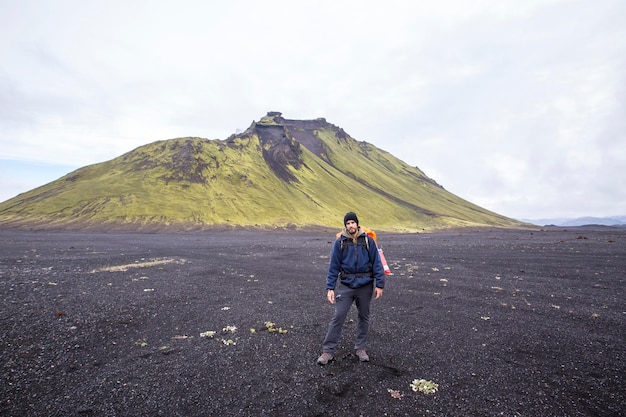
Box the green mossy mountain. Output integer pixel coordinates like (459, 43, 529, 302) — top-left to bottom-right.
(0, 112, 525, 232)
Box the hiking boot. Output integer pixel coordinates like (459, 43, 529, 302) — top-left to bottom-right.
(317, 352, 333, 365)
(356, 349, 370, 362)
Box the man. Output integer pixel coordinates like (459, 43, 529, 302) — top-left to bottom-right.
(317, 212, 385, 365)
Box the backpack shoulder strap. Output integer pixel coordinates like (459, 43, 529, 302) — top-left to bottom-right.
(337, 232, 371, 253)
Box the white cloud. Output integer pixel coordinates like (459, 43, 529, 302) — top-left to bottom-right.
(1, 0, 625, 219)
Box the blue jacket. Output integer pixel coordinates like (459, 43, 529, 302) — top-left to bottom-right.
(326, 228, 385, 290)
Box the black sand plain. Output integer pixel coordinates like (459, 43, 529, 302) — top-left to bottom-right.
(1, 228, 624, 417)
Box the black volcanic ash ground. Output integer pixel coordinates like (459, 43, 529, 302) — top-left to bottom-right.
(1, 228, 624, 416)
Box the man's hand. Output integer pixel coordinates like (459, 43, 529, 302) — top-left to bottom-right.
(374, 287, 383, 299)
(327, 289, 335, 304)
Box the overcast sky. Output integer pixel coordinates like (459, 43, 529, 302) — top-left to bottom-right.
(1, 0, 625, 221)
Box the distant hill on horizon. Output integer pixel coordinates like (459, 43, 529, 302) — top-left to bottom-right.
(0, 112, 528, 232)
(524, 215, 626, 227)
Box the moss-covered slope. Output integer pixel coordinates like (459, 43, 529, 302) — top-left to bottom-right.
(0, 112, 525, 231)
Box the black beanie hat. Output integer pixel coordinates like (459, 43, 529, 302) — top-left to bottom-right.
(344, 212, 359, 226)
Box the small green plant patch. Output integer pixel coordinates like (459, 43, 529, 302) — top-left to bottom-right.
(410, 379, 439, 394)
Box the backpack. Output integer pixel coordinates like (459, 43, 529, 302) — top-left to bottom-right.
(336, 226, 378, 252)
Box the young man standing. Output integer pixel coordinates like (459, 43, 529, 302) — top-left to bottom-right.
(317, 212, 385, 365)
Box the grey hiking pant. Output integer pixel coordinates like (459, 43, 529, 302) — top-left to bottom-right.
(322, 283, 374, 354)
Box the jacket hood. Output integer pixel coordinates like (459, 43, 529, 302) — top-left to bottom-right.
(340, 227, 365, 240)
